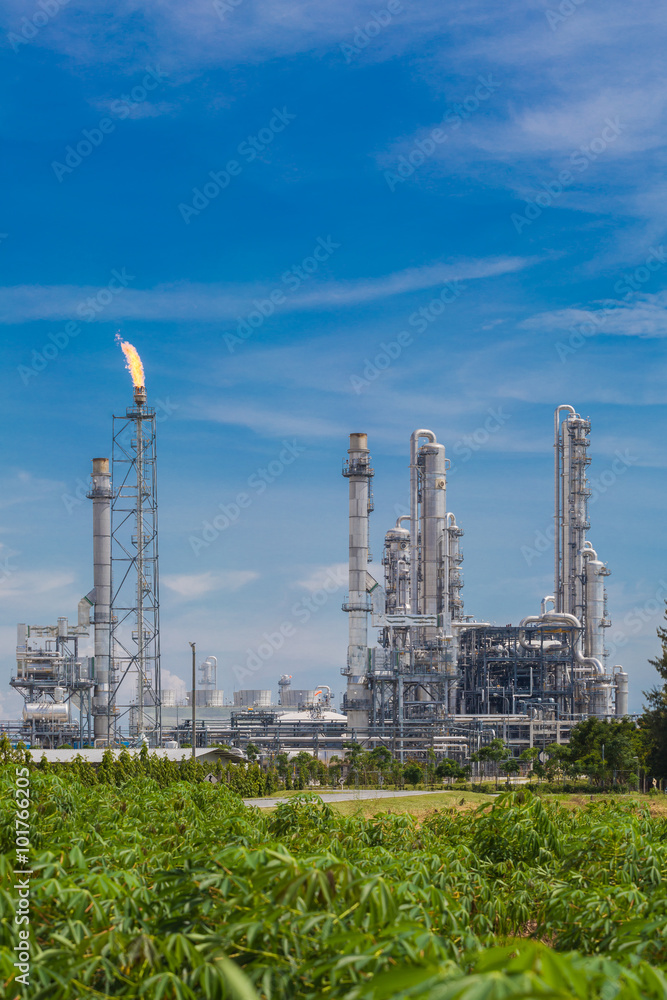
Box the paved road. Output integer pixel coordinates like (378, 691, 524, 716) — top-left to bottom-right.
(243, 788, 463, 808)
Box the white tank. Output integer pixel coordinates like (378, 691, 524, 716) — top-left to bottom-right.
(615, 668, 629, 716)
(234, 690, 272, 708)
(194, 690, 224, 707)
(23, 702, 69, 722)
(584, 557, 605, 660)
(280, 688, 317, 707)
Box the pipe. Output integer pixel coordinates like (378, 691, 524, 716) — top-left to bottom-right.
(78, 589, 96, 628)
(540, 611, 604, 675)
(554, 405, 575, 613)
(89, 458, 113, 740)
(518, 615, 563, 651)
(409, 430, 436, 612)
(541, 595, 555, 616)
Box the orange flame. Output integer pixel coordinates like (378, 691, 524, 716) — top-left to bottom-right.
(116, 335, 145, 389)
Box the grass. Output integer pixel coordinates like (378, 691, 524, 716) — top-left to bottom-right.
(329, 790, 491, 818)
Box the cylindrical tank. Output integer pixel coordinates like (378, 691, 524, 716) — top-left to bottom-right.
(161, 689, 178, 707)
(615, 668, 629, 717)
(588, 679, 614, 717)
(194, 689, 224, 707)
(583, 552, 605, 661)
(234, 690, 272, 708)
(280, 688, 317, 707)
(23, 703, 69, 722)
(420, 442, 446, 616)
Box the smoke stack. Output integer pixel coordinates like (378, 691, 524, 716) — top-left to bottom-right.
(89, 457, 113, 739)
(342, 432, 373, 733)
(134, 385, 147, 407)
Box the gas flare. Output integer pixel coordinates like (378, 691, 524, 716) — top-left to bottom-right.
(116, 335, 145, 390)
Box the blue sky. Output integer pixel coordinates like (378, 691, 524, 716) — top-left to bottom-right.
(0, 0, 665, 715)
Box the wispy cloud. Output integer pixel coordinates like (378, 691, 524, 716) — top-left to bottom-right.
(522, 293, 667, 338)
(162, 570, 259, 599)
(0, 256, 529, 324)
(294, 563, 348, 592)
(0, 470, 65, 510)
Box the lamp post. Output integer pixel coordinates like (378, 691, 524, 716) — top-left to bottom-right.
(189, 641, 196, 760)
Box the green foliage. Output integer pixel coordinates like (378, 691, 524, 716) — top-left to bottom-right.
(3, 759, 667, 998)
(639, 600, 667, 779)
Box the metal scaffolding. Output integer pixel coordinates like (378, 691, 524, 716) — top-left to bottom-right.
(110, 396, 161, 740)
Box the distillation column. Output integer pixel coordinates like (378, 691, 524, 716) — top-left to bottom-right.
(89, 458, 113, 739)
(554, 405, 617, 716)
(342, 433, 373, 732)
(421, 442, 447, 618)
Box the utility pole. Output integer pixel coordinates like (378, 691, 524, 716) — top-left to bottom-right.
(189, 641, 196, 760)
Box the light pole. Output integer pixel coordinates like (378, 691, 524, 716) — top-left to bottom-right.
(189, 641, 196, 760)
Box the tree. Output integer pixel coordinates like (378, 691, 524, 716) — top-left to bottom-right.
(342, 741, 369, 785)
(245, 743, 260, 762)
(564, 718, 639, 787)
(403, 762, 422, 788)
(519, 747, 540, 783)
(639, 601, 667, 781)
(368, 745, 393, 785)
(435, 757, 467, 783)
(499, 758, 520, 785)
(471, 738, 507, 787)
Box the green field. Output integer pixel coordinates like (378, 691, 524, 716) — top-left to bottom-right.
(2, 762, 667, 1000)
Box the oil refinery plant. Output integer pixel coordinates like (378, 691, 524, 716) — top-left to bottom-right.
(4, 339, 630, 761)
(341, 408, 628, 756)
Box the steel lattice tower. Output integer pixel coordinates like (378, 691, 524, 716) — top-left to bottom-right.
(110, 390, 161, 740)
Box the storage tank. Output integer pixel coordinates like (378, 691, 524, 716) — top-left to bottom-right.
(193, 689, 224, 707)
(161, 689, 178, 707)
(234, 690, 272, 708)
(615, 668, 629, 717)
(280, 688, 317, 708)
(23, 703, 69, 723)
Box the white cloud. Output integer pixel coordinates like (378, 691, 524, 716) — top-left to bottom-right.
(161, 668, 188, 700)
(521, 293, 667, 338)
(0, 570, 76, 600)
(0, 256, 531, 324)
(295, 563, 348, 592)
(0, 470, 65, 511)
(162, 570, 259, 599)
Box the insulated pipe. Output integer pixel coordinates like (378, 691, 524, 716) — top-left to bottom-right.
(89, 458, 113, 739)
(409, 430, 436, 612)
(541, 595, 555, 616)
(518, 615, 564, 652)
(554, 405, 575, 613)
(78, 589, 96, 628)
(539, 611, 604, 675)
